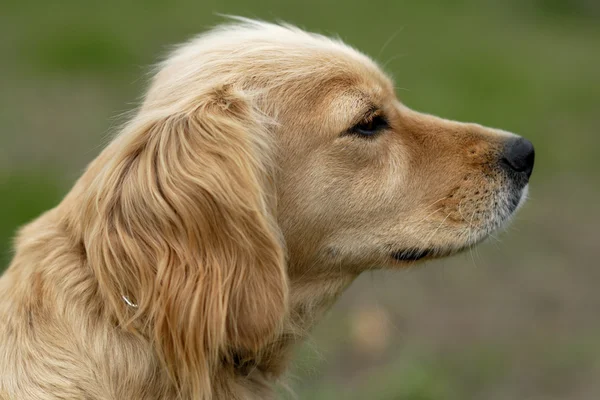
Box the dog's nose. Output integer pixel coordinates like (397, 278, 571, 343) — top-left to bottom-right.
(501, 137, 535, 179)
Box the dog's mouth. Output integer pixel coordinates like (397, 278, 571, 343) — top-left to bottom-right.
(390, 244, 471, 263)
(390, 183, 530, 265)
(391, 248, 434, 262)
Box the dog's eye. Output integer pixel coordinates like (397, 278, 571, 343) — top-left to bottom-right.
(349, 115, 389, 138)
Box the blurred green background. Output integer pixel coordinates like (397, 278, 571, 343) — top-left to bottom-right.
(1, 0, 599, 399)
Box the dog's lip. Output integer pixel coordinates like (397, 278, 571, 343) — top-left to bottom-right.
(391, 248, 433, 262)
(390, 245, 468, 263)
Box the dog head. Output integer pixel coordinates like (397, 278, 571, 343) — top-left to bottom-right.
(76, 19, 533, 396)
(146, 19, 533, 274)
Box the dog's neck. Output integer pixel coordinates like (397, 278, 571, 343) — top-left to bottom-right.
(234, 265, 358, 377)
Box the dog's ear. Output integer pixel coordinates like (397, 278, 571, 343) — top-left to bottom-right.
(79, 85, 287, 395)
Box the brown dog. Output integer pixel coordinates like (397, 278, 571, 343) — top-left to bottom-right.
(0, 19, 534, 399)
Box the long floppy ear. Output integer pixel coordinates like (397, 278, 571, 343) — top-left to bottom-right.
(80, 85, 287, 395)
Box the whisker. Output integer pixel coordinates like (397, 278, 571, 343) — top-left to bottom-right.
(403, 211, 453, 268)
(404, 195, 450, 223)
(376, 27, 404, 60)
(467, 209, 478, 268)
(426, 212, 453, 247)
(407, 207, 444, 225)
(381, 54, 405, 71)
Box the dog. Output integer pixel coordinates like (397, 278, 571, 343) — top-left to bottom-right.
(0, 19, 534, 399)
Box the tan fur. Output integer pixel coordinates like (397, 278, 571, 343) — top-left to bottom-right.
(0, 20, 528, 399)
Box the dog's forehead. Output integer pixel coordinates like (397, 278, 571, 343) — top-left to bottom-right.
(298, 36, 394, 93)
(321, 67, 396, 116)
(155, 22, 397, 118)
(276, 35, 395, 107)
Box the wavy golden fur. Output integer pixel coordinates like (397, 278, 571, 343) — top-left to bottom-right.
(0, 19, 533, 399)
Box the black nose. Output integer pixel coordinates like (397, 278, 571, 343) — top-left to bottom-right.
(501, 137, 535, 179)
